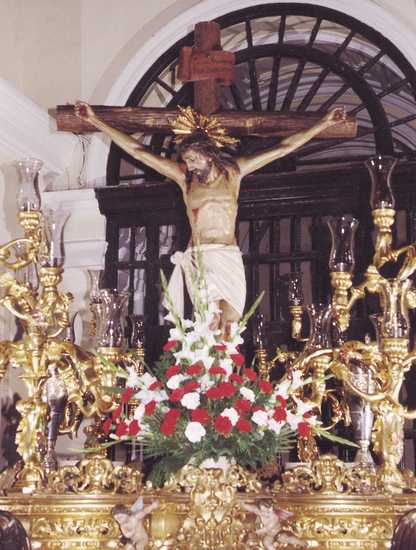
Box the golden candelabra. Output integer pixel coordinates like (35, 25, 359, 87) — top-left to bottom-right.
(0, 158, 139, 496)
(274, 155, 416, 493)
(1, 156, 416, 549)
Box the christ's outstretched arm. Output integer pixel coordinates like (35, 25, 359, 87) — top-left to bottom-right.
(236, 107, 346, 177)
(74, 102, 186, 190)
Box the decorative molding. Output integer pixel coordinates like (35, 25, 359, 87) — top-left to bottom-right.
(0, 78, 77, 173)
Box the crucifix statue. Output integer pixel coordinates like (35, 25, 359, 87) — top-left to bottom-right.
(54, 21, 355, 335)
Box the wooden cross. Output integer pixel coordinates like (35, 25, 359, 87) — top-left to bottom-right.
(51, 21, 356, 140)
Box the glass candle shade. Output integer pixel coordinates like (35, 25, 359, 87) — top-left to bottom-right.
(379, 278, 411, 339)
(287, 272, 304, 306)
(327, 215, 358, 273)
(16, 158, 43, 212)
(39, 208, 70, 268)
(306, 304, 332, 351)
(365, 155, 397, 210)
(97, 289, 129, 348)
(87, 269, 104, 304)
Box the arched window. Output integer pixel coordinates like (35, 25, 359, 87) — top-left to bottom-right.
(107, 3, 416, 184)
(97, 3, 416, 371)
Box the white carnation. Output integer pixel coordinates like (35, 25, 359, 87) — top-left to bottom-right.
(185, 422, 206, 443)
(181, 392, 201, 410)
(252, 410, 269, 427)
(167, 374, 187, 390)
(240, 387, 255, 402)
(222, 407, 239, 426)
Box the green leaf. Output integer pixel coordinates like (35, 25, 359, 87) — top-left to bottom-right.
(314, 426, 359, 448)
(95, 352, 128, 378)
(101, 386, 124, 394)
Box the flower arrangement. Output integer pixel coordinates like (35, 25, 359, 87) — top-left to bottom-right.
(101, 256, 324, 486)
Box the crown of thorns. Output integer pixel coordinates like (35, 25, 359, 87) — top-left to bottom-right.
(171, 106, 239, 148)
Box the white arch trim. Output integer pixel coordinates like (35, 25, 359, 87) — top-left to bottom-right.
(87, 0, 416, 179)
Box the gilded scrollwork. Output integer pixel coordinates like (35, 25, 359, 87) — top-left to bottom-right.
(46, 457, 142, 495)
(281, 454, 380, 496)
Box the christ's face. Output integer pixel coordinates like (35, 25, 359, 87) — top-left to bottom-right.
(182, 148, 212, 183)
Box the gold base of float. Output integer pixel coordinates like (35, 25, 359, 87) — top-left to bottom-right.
(1, 456, 416, 549)
(1, 491, 415, 549)
(0, 493, 134, 549)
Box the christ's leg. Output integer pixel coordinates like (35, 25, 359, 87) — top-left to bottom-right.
(219, 300, 241, 338)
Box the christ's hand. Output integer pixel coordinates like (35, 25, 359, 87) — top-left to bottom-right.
(74, 101, 96, 122)
(324, 106, 346, 127)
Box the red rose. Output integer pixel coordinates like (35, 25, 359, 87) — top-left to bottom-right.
(209, 366, 227, 376)
(187, 363, 203, 376)
(252, 406, 265, 413)
(231, 353, 245, 367)
(112, 405, 122, 420)
(170, 388, 185, 402)
(149, 381, 162, 391)
(236, 418, 252, 433)
(215, 344, 227, 351)
(235, 398, 251, 414)
(243, 368, 257, 381)
(276, 395, 286, 408)
(217, 382, 236, 398)
(166, 364, 182, 378)
(273, 407, 287, 422)
(303, 410, 314, 419)
(163, 340, 178, 352)
(214, 415, 233, 436)
(183, 380, 200, 393)
(206, 386, 222, 400)
(145, 400, 157, 416)
(115, 421, 128, 437)
(230, 373, 243, 385)
(121, 387, 134, 404)
(103, 417, 113, 435)
(297, 421, 311, 438)
(259, 380, 273, 395)
(129, 419, 140, 436)
(191, 408, 210, 424)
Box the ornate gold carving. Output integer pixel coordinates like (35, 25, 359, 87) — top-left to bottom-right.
(281, 454, 380, 495)
(46, 457, 141, 495)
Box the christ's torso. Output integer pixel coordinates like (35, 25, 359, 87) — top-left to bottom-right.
(184, 172, 240, 245)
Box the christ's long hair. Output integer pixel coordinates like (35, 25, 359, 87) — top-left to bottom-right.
(177, 132, 239, 185)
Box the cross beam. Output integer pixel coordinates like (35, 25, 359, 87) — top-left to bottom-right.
(51, 105, 357, 139)
(51, 21, 356, 140)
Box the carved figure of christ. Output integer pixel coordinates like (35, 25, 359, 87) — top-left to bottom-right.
(55, 21, 355, 334)
(74, 102, 347, 333)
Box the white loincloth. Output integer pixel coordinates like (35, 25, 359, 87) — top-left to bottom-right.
(166, 244, 246, 318)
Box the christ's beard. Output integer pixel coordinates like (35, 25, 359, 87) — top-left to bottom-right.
(190, 162, 213, 185)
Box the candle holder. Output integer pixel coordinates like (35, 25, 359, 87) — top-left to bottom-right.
(281, 155, 416, 493)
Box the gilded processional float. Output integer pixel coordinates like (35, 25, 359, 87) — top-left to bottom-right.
(0, 133, 416, 548)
